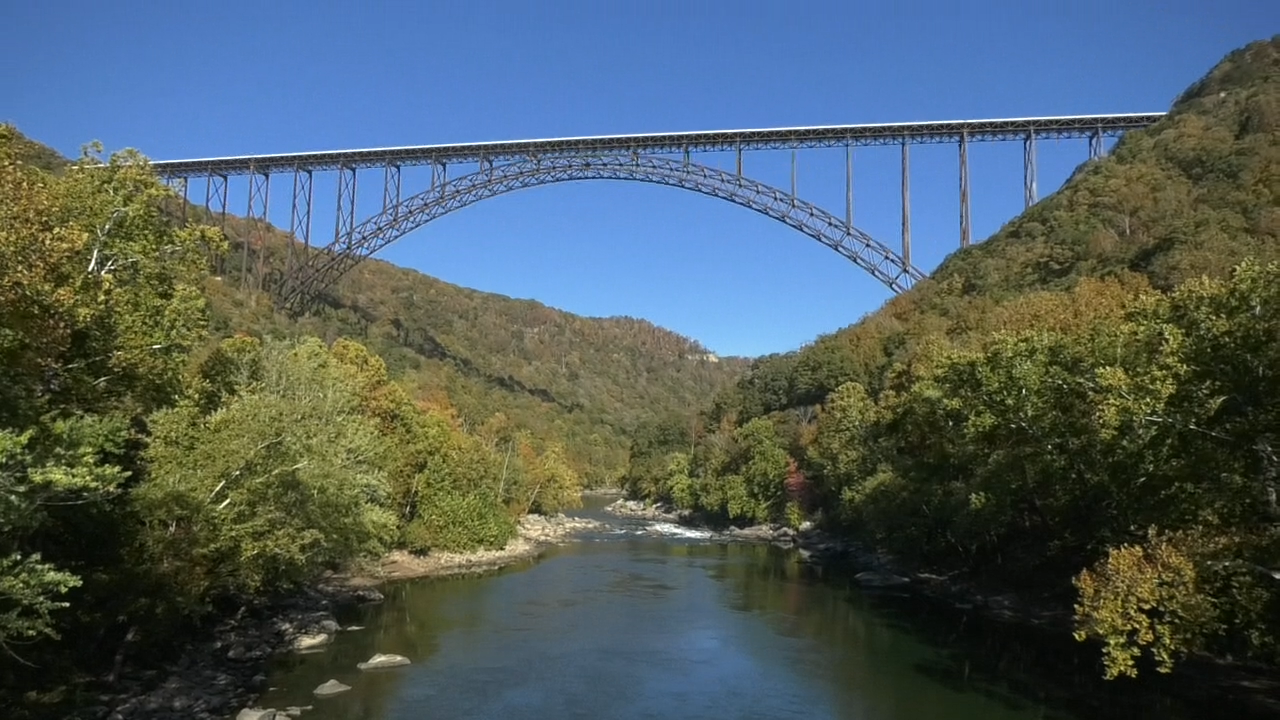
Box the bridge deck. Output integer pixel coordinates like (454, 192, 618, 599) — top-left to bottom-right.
(149, 113, 1165, 177)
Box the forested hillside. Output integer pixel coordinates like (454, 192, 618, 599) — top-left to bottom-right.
(625, 36, 1280, 679)
(202, 214, 747, 486)
(5, 131, 748, 485)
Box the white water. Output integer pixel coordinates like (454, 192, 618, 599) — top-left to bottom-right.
(604, 521, 717, 539)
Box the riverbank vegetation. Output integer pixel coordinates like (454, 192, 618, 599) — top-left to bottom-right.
(0, 122, 729, 713)
(623, 37, 1280, 680)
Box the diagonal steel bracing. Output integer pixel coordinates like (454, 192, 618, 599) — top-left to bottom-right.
(281, 155, 926, 311)
(334, 165, 357, 246)
(287, 167, 313, 295)
(244, 169, 270, 290)
(1024, 132, 1038, 209)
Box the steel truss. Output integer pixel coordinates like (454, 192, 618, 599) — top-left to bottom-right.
(245, 170, 270, 290)
(162, 176, 189, 224)
(288, 167, 313, 290)
(150, 113, 1165, 178)
(204, 172, 228, 227)
(281, 155, 925, 310)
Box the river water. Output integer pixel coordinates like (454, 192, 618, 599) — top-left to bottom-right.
(254, 497, 1214, 720)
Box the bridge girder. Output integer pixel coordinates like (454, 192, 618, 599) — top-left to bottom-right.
(280, 155, 925, 311)
(149, 113, 1164, 177)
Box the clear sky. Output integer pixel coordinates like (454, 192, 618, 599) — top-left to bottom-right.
(2, 2, 1274, 357)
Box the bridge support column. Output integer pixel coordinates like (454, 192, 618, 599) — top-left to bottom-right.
(736, 144, 742, 177)
(1023, 131, 1037, 210)
(205, 172, 228, 275)
(901, 142, 911, 268)
(790, 150, 797, 206)
(162, 176, 189, 224)
(245, 169, 271, 292)
(205, 172, 228, 230)
(1089, 127, 1105, 160)
(383, 163, 402, 218)
(959, 132, 971, 248)
(288, 167, 313, 295)
(432, 162, 447, 195)
(335, 165, 357, 245)
(845, 145, 853, 227)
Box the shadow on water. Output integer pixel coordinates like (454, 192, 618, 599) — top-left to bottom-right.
(700, 543, 1269, 720)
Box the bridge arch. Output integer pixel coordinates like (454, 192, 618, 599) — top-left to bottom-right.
(284, 155, 925, 308)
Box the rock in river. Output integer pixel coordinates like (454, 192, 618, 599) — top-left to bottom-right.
(314, 679, 352, 697)
(291, 632, 332, 651)
(357, 653, 412, 670)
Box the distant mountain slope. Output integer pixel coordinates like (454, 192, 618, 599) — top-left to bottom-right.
(201, 237, 750, 483)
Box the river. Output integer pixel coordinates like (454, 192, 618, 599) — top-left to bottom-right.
(253, 496, 1216, 720)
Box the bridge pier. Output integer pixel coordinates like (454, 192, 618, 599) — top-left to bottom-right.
(383, 163, 402, 219)
(845, 145, 853, 227)
(790, 150, 797, 204)
(1023, 131, 1037, 209)
(162, 175, 189, 225)
(245, 168, 271, 292)
(431, 162, 446, 194)
(901, 142, 911, 268)
(959, 132, 971, 248)
(1089, 127, 1105, 160)
(289, 167, 313, 294)
(204, 172, 228, 275)
(204, 172, 228, 231)
(335, 165, 357, 246)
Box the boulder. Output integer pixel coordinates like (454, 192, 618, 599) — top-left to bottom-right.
(236, 709, 277, 720)
(729, 525, 777, 542)
(291, 633, 332, 651)
(313, 679, 352, 697)
(357, 653, 411, 670)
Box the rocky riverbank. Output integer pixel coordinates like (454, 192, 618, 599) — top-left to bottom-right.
(82, 513, 605, 720)
(334, 513, 606, 587)
(603, 498, 686, 522)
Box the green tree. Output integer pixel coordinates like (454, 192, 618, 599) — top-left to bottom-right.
(134, 338, 397, 613)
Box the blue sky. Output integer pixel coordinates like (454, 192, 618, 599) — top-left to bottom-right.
(2, 2, 1274, 357)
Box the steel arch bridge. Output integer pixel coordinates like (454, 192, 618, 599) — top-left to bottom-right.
(149, 113, 1165, 311)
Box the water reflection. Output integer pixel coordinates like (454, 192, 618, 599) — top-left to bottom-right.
(255, 508, 1222, 720)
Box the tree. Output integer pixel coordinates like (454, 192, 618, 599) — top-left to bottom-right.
(0, 128, 221, 659)
(134, 338, 397, 612)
